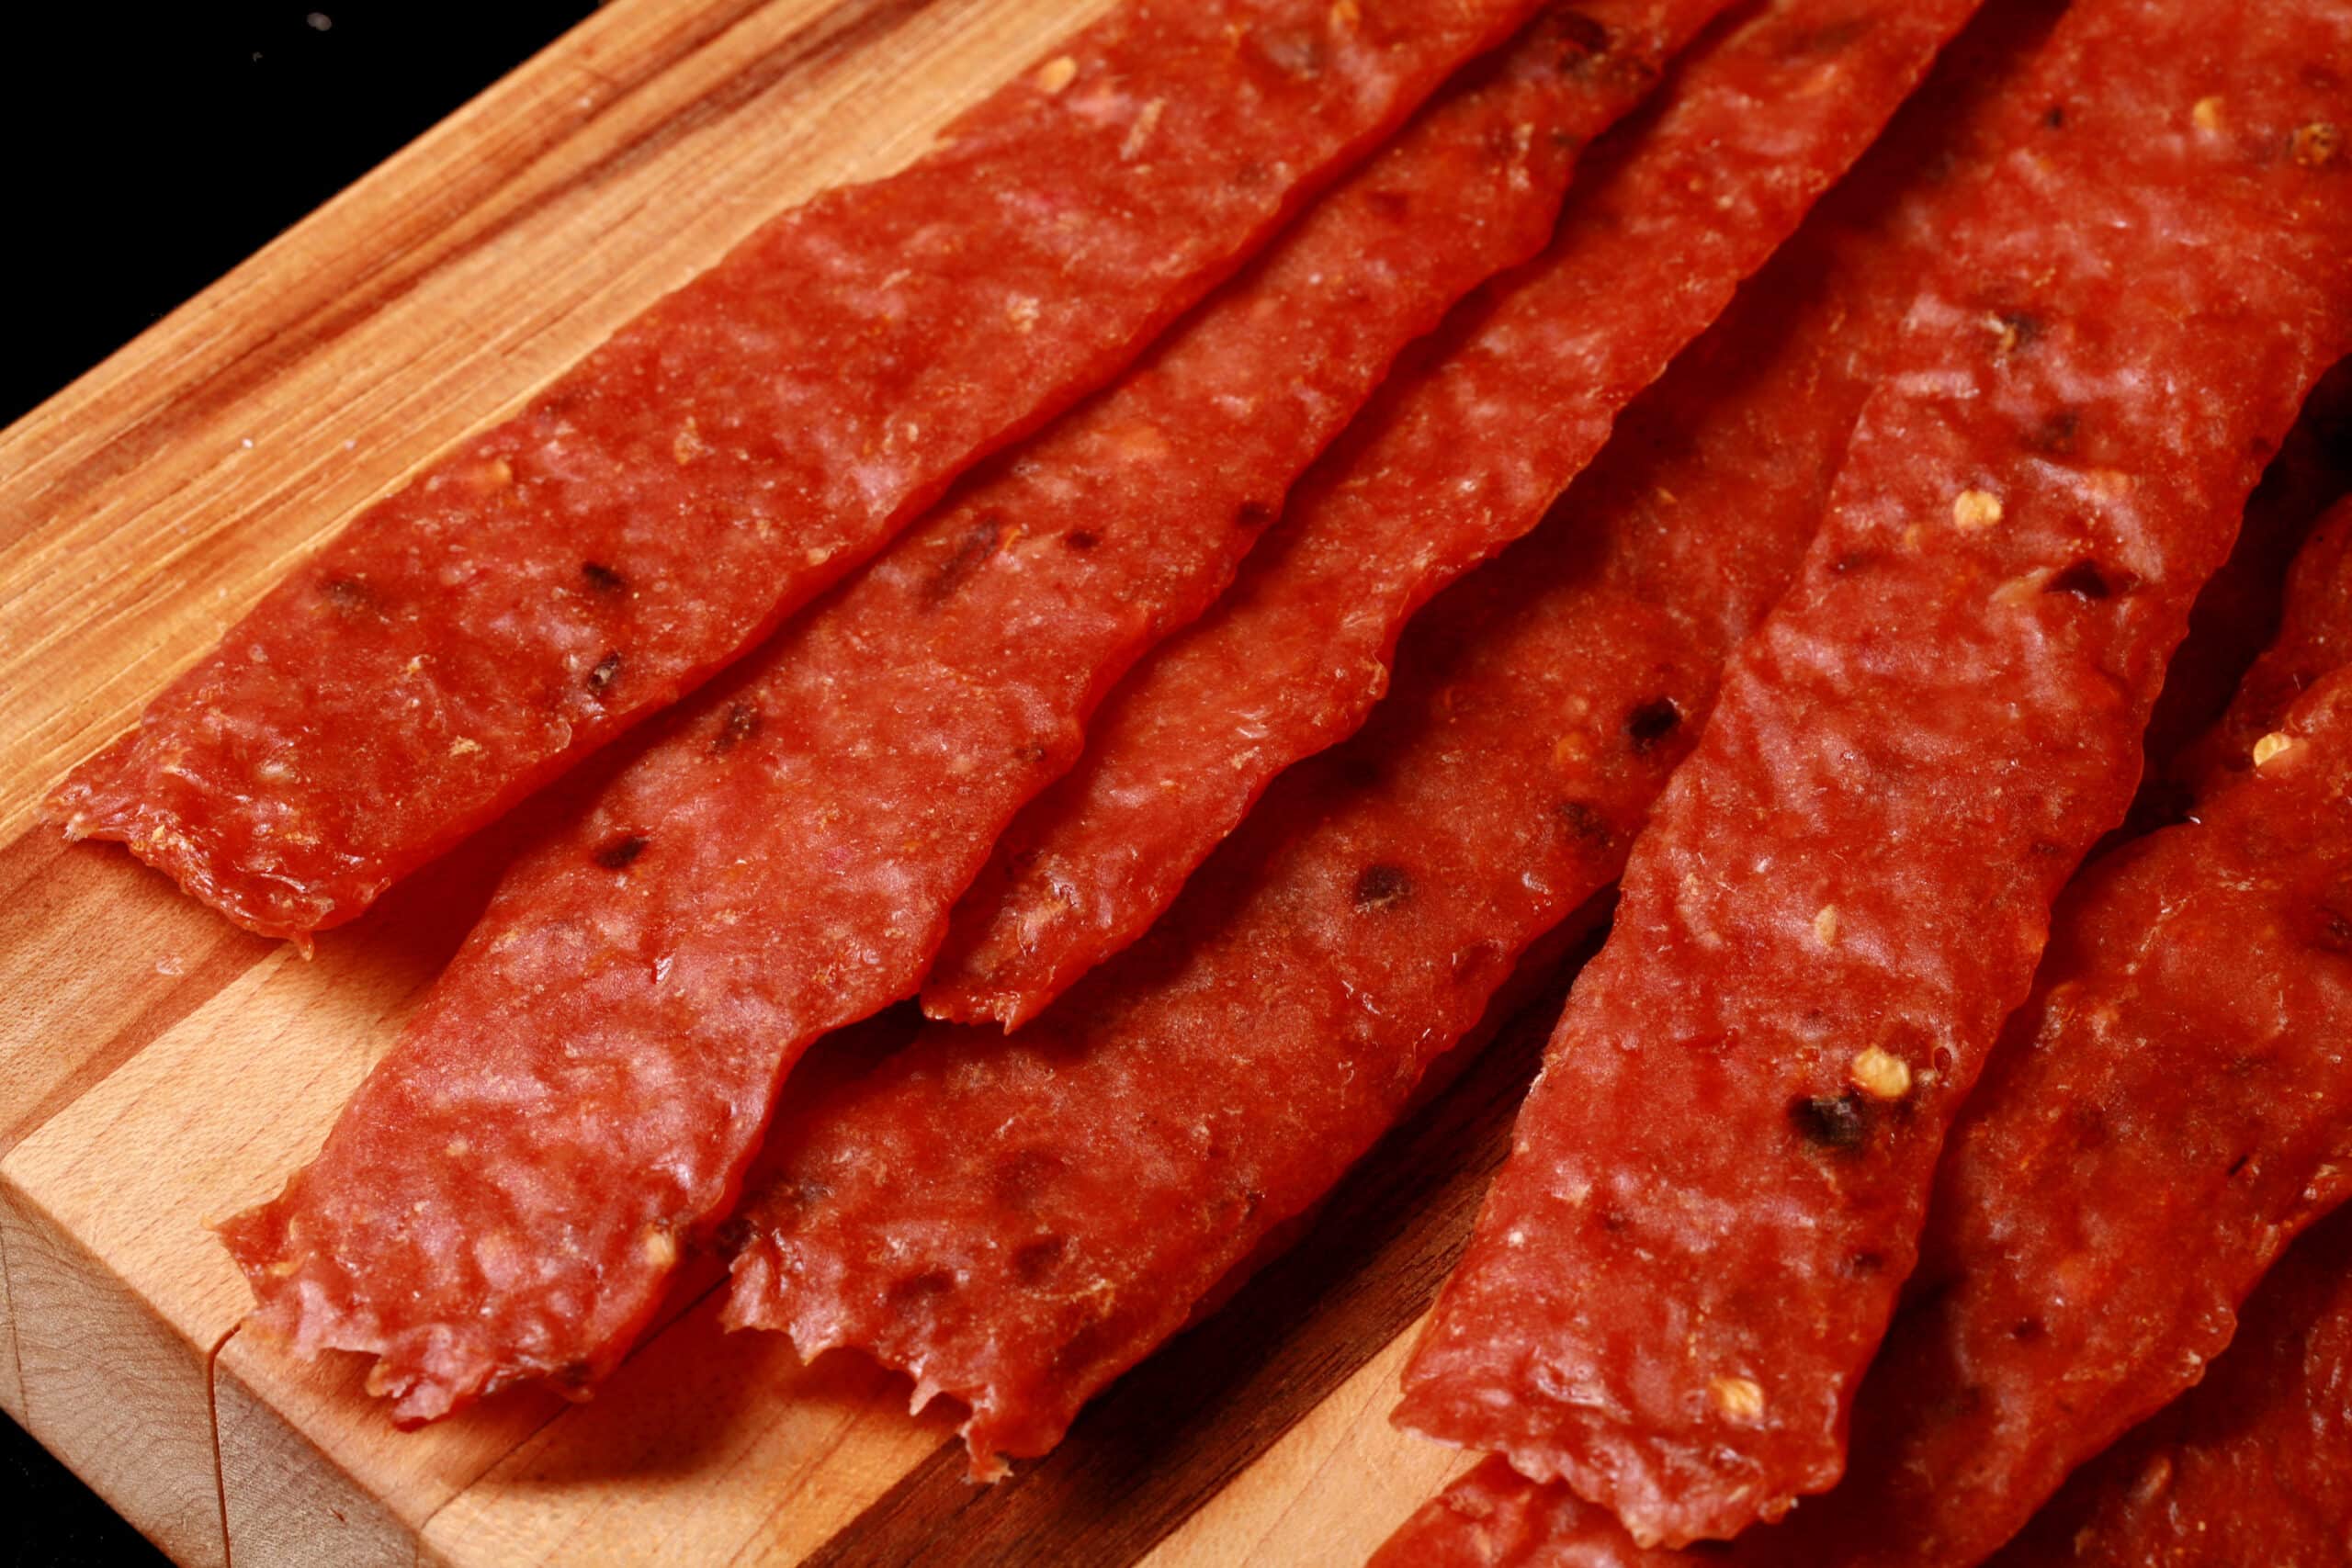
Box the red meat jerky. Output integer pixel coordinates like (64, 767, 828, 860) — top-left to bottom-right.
(1375, 662, 2352, 1568)
(919, 0, 1989, 1030)
(50, 0, 1551, 944)
(1398, 0, 2352, 1546)
(1994, 1207, 2352, 1568)
(728, 0, 2033, 1475)
(210, 17, 1626, 1427)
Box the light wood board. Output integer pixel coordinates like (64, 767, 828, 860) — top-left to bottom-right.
(0, 1, 1557, 1560)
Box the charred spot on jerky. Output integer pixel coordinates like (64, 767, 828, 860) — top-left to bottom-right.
(594, 833, 649, 871)
(1831, 549, 1880, 576)
(711, 1215, 753, 1254)
(1790, 1092, 1870, 1152)
(2010, 1316, 2045, 1342)
(586, 650, 623, 693)
(320, 576, 377, 615)
(992, 1148, 1065, 1212)
(552, 1360, 596, 1391)
(1236, 500, 1276, 530)
(1550, 10, 1611, 58)
(2226, 1152, 2252, 1178)
(1846, 1250, 1887, 1277)
(581, 561, 626, 594)
(1062, 529, 1099, 552)
(1013, 742, 1051, 765)
(710, 701, 762, 756)
(1626, 696, 1682, 751)
(1599, 1208, 1631, 1233)
(2046, 559, 2136, 599)
(2031, 408, 2083, 457)
(1352, 863, 1412, 911)
(926, 513, 1005, 606)
(886, 1268, 956, 1308)
(1555, 799, 1613, 846)
(1784, 16, 1871, 56)
(2043, 102, 2066, 129)
(1012, 1235, 1068, 1283)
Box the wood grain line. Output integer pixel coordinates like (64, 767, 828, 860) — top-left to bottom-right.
(799, 931, 1603, 1567)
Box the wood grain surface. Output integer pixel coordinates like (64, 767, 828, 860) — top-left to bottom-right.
(0, 1, 1580, 1561)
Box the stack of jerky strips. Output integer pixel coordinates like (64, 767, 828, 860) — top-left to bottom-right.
(53, 0, 2352, 1559)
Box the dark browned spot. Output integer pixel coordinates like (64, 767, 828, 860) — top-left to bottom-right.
(553, 1360, 596, 1390)
(2308, 875, 2352, 953)
(1786, 16, 1871, 55)
(1599, 1208, 1630, 1233)
(1012, 1235, 1068, 1284)
(711, 701, 761, 756)
(1790, 1092, 1869, 1151)
(587, 650, 623, 693)
(1992, 311, 2043, 354)
(926, 514, 1005, 605)
(1237, 500, 1276, 530)
(1062, 530, 1099, 552)
(2043, 102, 2066, 129)
(1352, 863, 1412, 911)
(886, 1268, 956, 1308)
(1555, 799, 1612, 845)
(1553, 9, 1611, 55)
(321, 575, 377, 615)
(993, 1149, 1064, 1212)
(1626, 696, 1682, 751)
(1832, 549, 1880, 575)
(2031, 409, 2082, 457)
(2011, 1316, 2045, 1342)
(711, 1215, 754, 1255)
(1013, 742, 1050, 765)
(594, 833, 649, 870)
(2046, 559, 2136, 599)
(2292, 121, 2342, 168)
(2226, 1152, 2252, 1178)
(582, 561, 627, 593)
(1847, 1250, 1887, 1277)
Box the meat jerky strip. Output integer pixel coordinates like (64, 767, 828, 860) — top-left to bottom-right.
(729, 0, 2031, 1474)
(210, 19, 1626, 1428)
(50, 0, 1550, 943)
(1373, 660, 2352, 1568)
(2181, 491, 2352, 795)
(920, 0, 1988, 1029)
(1399, 0, 2352, 1546)
(1993, 1206, 2352, 1568)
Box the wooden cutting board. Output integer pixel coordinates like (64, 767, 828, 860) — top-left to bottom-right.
(0, 1, 1555, 1560)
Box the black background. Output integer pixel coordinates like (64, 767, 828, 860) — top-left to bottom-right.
(3, 6, 592, 1562)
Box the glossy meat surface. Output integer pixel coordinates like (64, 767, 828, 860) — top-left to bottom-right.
(727, 0, 2020, 1472)
(209, 21, 1608, 1426)
(1399, 0, 2352, 1545)
(1994, 1206, 2352, 1568)
(921, 0, 1985, 1028)
(53, 0, 1547, 941)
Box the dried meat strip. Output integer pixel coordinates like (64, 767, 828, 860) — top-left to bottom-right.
(51, 0, 1550, 943)
(1398, 0, 2352, 1546)
(1993, 1206, 2352, 1568)
(1374, 661, 2352, 1568)
(920, 0, 1986, 1030)
(211, 17, 1626, 1427)
(729, 0, 2032, 1474)
(2181, 491, 2352, 795)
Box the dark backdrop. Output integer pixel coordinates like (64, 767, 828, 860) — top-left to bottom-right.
(2, 6, 594, 1562)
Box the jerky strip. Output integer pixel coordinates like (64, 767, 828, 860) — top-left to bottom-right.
(1993, 1205, 2352, 1568)
(729, 0, 2028, 1474)
(920, 0, 1986, 1029)
(51, 0, 1550, 942)
(212, 21, 1624, 1428)
(1374, 661, 2352, 1568)
(1399, 0, 2352, 1546)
